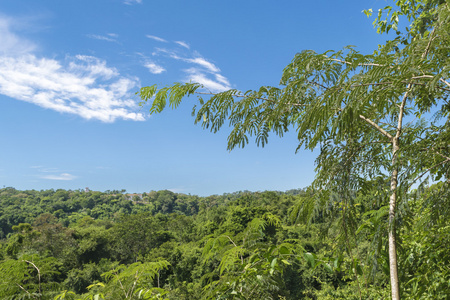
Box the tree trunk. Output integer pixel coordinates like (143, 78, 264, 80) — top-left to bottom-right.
(389, 137, 400, 300)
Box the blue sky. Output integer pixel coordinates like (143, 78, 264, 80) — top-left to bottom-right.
(0, 0, 389, 196)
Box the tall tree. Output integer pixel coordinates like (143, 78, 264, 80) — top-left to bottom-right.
(138, 1, 450, 298)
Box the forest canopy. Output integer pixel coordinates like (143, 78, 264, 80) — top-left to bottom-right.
(0, 184, 448, 299)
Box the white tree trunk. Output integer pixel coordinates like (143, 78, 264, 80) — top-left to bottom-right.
(389, 138, 400, 300)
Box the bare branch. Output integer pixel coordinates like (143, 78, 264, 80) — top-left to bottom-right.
(129, 270, 140, 297)
(24, 260, 41, 297)
(411, 75, 434, 80)
(15, 283, 31, 297)
(225, 235, 244, 264)
(358, 114, 394, 140)
(440, 78, 450, 89)
(411, 75, 450, 89)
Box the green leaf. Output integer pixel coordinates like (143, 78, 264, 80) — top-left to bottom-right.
(278, 245, 290, 255)
(304, 252, 316, 268)
(363, 8, 373, 17)
(270, 257, 278, 269)
(324, 263, 333, 273)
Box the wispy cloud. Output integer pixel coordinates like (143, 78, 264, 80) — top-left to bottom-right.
(174, 41, 189, 49)
(186, 56, 220, 73)
(146, 35, 167, 43)
(0, 16, 36, 55)
(38, 167, 59, 173)
(151, 45, 231, 92)
(145, 62, 165, 74)
(31, 166, 78, 181)
(0, 17, 144, 122)
(168, 186, 188, 193)
(41, 173, 77, 181)
(124, 0, 142, 5)
(87, 33, 119, 43)
(183, 68, 231, 92)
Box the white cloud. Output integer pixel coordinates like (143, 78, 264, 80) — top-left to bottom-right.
(72, 55, 119, 79)
(168, 187, 187, 193)
(146, 35, 167, 43)
(186, 57, 220, 73)
(145, 62, 166, 74)
(215, 73, 231, 86)
(183, 68, 231, 92)
(41, 173, 77, 181)
(87, 33, 118, 43)
(150, 46, 232, 92)
(32, 166, 77, 181)
(124, 0, 142, 4)
(0, 16, 144, 123)
(175, 41, 190, 49)
(0, 55, 144, 122)
(0, 16, 36, 55)
(153, 48, 220, 73)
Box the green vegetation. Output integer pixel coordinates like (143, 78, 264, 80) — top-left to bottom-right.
(0, 185, 448, 299)
(138, 0, 450, 299)
(2, 0, 449, 299)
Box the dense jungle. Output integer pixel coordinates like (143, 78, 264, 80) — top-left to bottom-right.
(0, 184, 448, 299)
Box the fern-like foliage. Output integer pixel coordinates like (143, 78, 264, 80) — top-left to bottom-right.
(82, 260, 171, 300)
(201, 217, 302, 299)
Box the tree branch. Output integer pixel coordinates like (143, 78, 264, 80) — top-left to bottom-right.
(440, 78, 450, 89)
(408, 157, 450, 189)
(195, 91, 306, 107)
(114, 270, 128, 299)
(129, 270, 140, 296)
(358, 114, 393, 140)
(15, 283, 31, 297)
(326, 58, 388, 68)
(395, 84, 412, 139)
(410, 75, 450, 89)
(431, 148, 450, 161)
(305, 79, 330, 90)
(304, 78, 450, 94)
(24, 260, 41, 298)
(225, 235, 244, 264)
(422, 26, 437, 59)
(347, 80, 450, 92)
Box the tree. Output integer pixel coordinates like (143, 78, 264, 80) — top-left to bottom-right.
(201, 216, 297, 299)
(0, 254, 61, 299)
(97, 260, 170, 299)
(138, 1, 450, 298)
